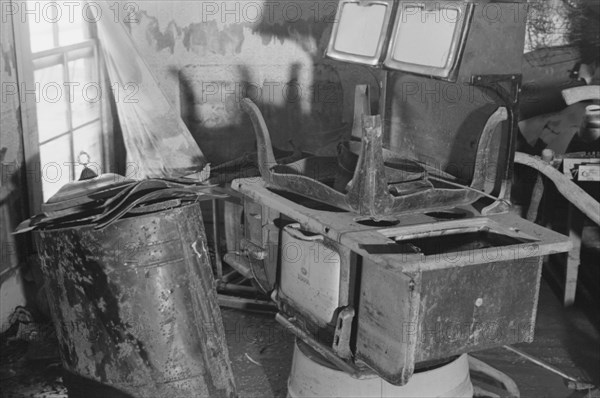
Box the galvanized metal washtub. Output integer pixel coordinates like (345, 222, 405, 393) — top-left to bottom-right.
(288, 340, 473, 398)
(34, 203, 237, 398)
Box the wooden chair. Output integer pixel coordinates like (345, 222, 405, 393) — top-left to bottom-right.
(514, 85, 600, 306)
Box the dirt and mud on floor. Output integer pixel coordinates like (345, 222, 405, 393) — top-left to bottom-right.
(1, 281, 599, 398)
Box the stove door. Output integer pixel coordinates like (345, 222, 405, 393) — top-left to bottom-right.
(279, 224, 342, 327)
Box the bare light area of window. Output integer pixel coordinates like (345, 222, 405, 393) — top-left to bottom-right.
(28, 16, 54, 53)
(39, 135, 72, 200)
(34, 63, 69, 142)
(69, 56, 101, 128)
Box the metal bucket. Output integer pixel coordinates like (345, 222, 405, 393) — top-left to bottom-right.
(287, 340, 473, 398)
(35, 203, 237, 398)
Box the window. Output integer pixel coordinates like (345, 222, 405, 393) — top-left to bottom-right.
(13, 1, 110, 210)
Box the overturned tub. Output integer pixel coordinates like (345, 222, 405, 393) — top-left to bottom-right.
(34, 198, 236, 398)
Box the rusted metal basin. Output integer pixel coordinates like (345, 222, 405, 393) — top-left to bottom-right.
(34, 203, 237, 398)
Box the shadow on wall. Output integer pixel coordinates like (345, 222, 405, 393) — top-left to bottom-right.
(0, 149, 49, 329)
(179, 61, 347, 165)
(176, 5, 380, 166)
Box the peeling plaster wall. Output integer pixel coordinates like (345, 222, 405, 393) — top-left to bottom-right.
(1, 14, 27, 331)
(124, 0, 379, 164)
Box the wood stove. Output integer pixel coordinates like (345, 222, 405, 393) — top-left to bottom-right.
(227, 0, 572, 386)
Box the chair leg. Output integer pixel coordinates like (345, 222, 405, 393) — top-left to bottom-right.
(564, 204, 583, 306)
(526, 149, 554, 222)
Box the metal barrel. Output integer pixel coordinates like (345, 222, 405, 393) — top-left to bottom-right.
(35, 203, 237, 398)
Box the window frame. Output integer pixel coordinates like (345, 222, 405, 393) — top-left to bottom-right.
(12, 9, 113, 214)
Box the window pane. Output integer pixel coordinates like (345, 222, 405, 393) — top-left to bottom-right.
(73, 121, 103, 178)
(334, 3, 388, 57)
(35, 63, 69, 142)
(40, 135, 72, 201)
(69, 57, 100, 127)
(59, 4, 87, 47)
(28, 9, 55, 53)
(392, 6, 459, 68)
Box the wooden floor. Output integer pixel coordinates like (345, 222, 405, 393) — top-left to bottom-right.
(471, 281, 599, 398)
(1, 277, 598, 397)
(223, 279, 599, 398)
